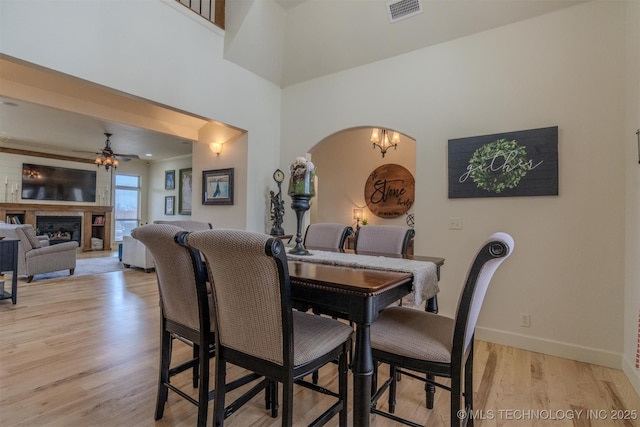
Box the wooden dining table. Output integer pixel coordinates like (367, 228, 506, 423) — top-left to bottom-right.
(287, 253, 444, 427)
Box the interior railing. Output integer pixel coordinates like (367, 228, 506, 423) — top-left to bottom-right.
(176, 0, 225, 29)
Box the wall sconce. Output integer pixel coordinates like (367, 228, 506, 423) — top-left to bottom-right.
(353, 208, 363, 230)
(371, 128, 400, 157)
(209, 142, 223, 155)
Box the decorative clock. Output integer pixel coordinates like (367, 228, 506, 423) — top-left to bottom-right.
(269, 169, 286, 236)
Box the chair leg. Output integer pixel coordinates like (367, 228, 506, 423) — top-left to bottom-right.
(155, 328, 172, 420)
(270, 380, 279, 418)
(197, 342, 209, 427)
(465, 344, 474, 427)
(388, 365, 397, 414)
(282, 379, 294, 426)
(69, 268, 75, 275)
(192, 344, 200, 388)
(426, 374, 435, 409)
(450, 367, 463, 427)
(214, 356, 227, 427)
(339, 345, 349, 426)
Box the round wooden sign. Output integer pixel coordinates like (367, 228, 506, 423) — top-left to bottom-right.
(364, 164, 415, 219)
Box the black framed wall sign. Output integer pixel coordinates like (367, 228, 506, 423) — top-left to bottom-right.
(448, 126, 558, 199)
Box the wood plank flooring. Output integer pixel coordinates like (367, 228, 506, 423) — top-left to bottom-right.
(1, 252, 638, 426)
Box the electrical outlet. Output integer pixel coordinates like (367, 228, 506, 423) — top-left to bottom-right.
(448, 217, 462, 230)
(520, 313, 531, 328)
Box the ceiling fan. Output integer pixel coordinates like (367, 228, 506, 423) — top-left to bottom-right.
(93, 132, 139, 171)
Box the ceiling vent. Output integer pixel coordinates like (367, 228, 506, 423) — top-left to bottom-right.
(387, 0, 423, 23)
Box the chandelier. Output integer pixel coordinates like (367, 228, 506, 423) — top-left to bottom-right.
(371, 128, 400, 157)
(95, 133, 119, 171)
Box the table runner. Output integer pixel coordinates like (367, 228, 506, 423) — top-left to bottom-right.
(287, 250, 439, 306)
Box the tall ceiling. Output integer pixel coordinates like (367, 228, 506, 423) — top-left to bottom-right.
(0, 0, 587, 160)
(229, 0, 588, 87)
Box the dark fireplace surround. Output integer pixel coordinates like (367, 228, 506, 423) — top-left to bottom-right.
(36, 215, 82, 245)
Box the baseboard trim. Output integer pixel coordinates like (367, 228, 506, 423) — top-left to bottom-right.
(622, 356, 640, 396)
(475, 326, 621, 369)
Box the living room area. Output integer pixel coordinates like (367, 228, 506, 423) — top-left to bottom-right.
(1, 1, 639, 424)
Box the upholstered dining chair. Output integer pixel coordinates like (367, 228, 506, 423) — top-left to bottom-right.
(369, 232, 514, 427)
(132, 224, 263, 427)
(303, 223, 353, 251)
(184, 229, 353, 427)
(353, 224, 415, 255)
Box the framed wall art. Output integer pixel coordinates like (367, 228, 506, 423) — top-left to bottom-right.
(202, 168, 234, 205)
(164, 170, 175, 190)
(164, 196, 175, 215)
(448, 126, 558, 198)
(178, 168, 192, 215)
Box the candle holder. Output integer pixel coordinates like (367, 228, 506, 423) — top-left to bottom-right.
(289, 195, 311, 255)
(287, 157, 315, 255)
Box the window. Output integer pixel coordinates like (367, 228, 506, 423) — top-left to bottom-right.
(114, 174, 141, 242)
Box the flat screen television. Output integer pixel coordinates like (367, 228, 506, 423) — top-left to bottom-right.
(21, 163, 97, 202)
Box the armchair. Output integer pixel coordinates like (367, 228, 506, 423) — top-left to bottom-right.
(122, 221, 212, 272)
(0, 223, 78, 282)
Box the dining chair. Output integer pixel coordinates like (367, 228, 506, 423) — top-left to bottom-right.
(183, 229, 353, 426)
(132, 224, 264, 427)
(353, 224, 415, 255)
(303, 223, 353, 251)
(369, 232, 514, 427)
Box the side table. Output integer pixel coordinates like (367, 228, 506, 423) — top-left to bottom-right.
(0, 239, 19, 304)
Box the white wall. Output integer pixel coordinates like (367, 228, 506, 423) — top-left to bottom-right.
(145, 156, 192, 224)
(0, 0, 281, 233)
(282, 1, 628, 368)
(623, 0, 640, 394)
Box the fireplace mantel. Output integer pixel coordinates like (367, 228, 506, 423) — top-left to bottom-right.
(0, 203, 113, 251)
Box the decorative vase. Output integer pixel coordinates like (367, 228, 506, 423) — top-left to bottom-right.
(287, 169, 315, 197)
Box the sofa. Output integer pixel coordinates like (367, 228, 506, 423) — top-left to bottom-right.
(121, 221, 212, 272)
(0, 223, 78, 282)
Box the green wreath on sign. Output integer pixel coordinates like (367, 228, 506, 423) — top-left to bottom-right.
(469, 139, 530, 193)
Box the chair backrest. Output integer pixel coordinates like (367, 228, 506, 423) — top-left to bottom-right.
(185, 229, 292, 367)
(453, 232, 514, 357)
(354, 224, 415, 255)
(153, 220, 212, 231)
(303, 223, 353, 251)
(0, 223, 41, 251)
(131, 224, 209, 333)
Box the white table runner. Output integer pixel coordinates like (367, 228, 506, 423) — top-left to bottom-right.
(287, 250, 439, 306)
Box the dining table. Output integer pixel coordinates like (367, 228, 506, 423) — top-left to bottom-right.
(287, 250, 445, 427)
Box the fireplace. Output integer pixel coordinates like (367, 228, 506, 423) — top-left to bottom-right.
(36, 216, 82, 245)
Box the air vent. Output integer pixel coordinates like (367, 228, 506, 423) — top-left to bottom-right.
(387, 0, 423, 23)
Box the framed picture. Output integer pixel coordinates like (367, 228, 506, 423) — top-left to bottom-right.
(164, 196, 175, 215)
(448, 126, 558, 199)
(202, 168, 234, 205)
(164, 170, 175, 190)
(178, 168, 193, 215)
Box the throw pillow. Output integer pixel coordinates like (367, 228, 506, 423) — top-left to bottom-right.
(23, 226, 42, 249)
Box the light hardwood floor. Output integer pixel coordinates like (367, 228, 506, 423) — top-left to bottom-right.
(1, 253, 638, 426)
